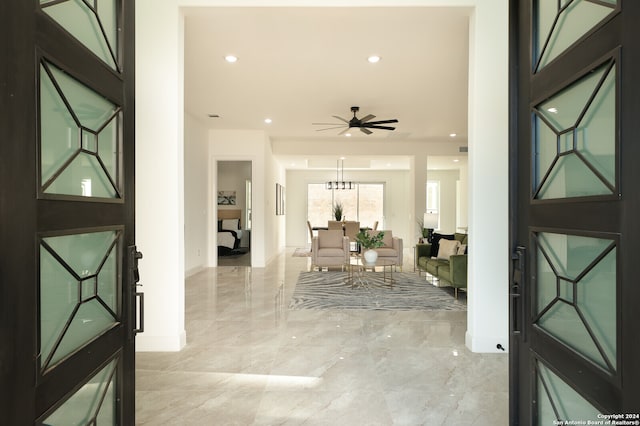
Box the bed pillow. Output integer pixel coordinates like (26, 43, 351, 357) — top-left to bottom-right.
(437, 239, 461, 260)
(222, 219, 240, 230)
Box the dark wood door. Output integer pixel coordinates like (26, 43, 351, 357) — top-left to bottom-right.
(509, 1, 640, 424)
(0, 1, 138, 423)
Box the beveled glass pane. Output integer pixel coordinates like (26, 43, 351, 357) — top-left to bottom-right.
(40, 61, 121, 199)
(538, 154, 611, 199)
(559, 279, 573, 302)
(51, 300, 116, 366)
(40, 250, 79, 368)
(98, 249, 118, 313)
(47, 64, 115, 131)
(98, 116, 119, 180)
(40, 231, 120, 369)
(41, 0, 118, 70)
(534, 63, 616, 200)
(578, 249, 616, 369)
(82, 129, 97, 153)
(40, 67, 78, 185)
(537, 360, 600, 422)
(81, 278, 96, 302)
(538, 301, 604, 365)
(576, 69, 616, 186)
(538, 67, 606, 131)
(44, 231, 116, 277)
(46, 152, 118, 197)
(538, 232, 611, 279)
(535, 232, 616, 370)
(537, 247, 557, 311)
(536, 0, 617, 70)
(534, 119, 557, 184)
(42, 358, 117, 425)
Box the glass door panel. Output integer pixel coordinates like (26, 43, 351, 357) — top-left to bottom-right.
(535, 0, 618, 72)
(39, 229, 121, 370)
(40, 357, 118, 425)
(39, 59, 122, 199)
(536, 358, 601, 422)
(40, 0, 120, 71)
(533, 59, 617, 200)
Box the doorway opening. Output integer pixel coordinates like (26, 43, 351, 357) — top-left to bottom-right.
(216, 161, 252, 266)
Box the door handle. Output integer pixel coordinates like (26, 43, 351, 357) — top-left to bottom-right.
(128, 246, 144, 338)
(511, 246, 526, 341)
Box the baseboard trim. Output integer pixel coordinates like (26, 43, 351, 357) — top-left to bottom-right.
(185, 264, 205, 278)
(465, 330, 509, 353)
(135, 330, 187, 352)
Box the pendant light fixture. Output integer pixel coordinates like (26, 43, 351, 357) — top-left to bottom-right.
(326, 159, 354, 190)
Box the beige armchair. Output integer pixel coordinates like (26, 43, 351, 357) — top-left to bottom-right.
(370, 230, 403, 267)
(312, 230, 349, 268)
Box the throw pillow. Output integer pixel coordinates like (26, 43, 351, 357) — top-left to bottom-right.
(437, 239, 461, 260)
(222, 219, 239, 230)
(430, 233, 455, 257)
(457, 244, 467, 255)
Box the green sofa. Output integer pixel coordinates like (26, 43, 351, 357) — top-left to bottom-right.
(415, 232, 468, 298)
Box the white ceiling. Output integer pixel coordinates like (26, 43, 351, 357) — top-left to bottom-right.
(183, 7, 470, 170)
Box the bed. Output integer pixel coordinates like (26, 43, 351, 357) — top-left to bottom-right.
(217, 209, 249, 256)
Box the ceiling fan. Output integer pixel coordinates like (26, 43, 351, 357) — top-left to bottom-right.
(313, 106, 398, 135)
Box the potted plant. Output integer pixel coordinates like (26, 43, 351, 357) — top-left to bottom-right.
(355, 229, 385, 263)
(416, 218, 429, 243)
(333, 201, 344, 221)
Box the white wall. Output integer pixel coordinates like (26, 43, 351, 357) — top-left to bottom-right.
(286, 169, 412, 248)
(184, 112, 209, 277)
(135, 0, 186, 351)
(136, 0, 508, 354)
(209, 129, 285, 267)
(465, 1, 509, 353)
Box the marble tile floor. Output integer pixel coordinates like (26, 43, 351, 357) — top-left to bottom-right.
(136, 249, 509, 425)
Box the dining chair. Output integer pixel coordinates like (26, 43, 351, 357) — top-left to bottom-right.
(327, 221, 343, 231)
(343, 221, 360, 240)
(306, 221, 314, 249)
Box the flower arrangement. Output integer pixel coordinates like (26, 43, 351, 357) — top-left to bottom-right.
(355, 229, 385, 250)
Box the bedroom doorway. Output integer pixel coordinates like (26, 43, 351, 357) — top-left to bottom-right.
(217, 161, 252, 266)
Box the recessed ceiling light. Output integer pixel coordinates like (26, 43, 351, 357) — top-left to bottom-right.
(547, 107, 558, 113)
(453, 159, 460, 163)
(345, 133, 351, 137)
(368, 55, 381, 63)
(264, 118, 272, 124)
(224, 55, 238, 63)
(449, 133, 457, 138)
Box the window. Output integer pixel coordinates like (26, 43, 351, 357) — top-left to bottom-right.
(426, 180, 440, 227)
(307, 183, 384, 235)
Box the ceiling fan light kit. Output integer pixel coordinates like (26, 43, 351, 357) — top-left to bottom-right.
(313, 106, 398, 135)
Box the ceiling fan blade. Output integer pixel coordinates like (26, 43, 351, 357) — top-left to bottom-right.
(359, 114, 376, 123)
(359, 127, 373, 135)
(316, 125, 348, 131)
(312, 122, 344, 125)
(363, 119, 399, 125)
(338, 127, 352, 135)
(365, 125, 396, 131)
(332, 115, 350, 123)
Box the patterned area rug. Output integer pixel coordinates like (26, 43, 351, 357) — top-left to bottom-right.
(289, 271, 466, 311)
(292, 247, 312, 257)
